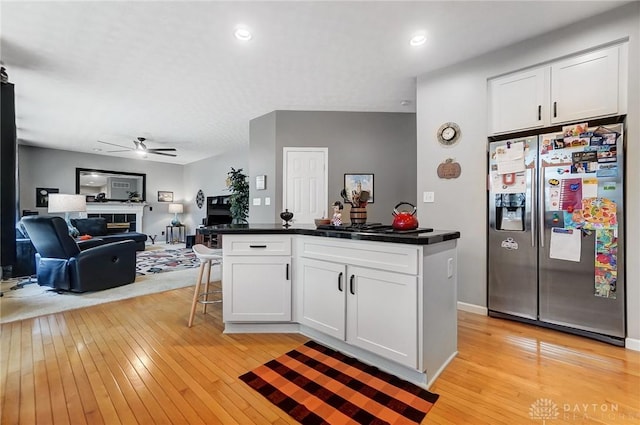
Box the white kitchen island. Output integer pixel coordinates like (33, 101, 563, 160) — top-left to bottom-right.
(212, 224, 460, 388)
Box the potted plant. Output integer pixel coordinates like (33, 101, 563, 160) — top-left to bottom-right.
(127, 191, 141, 202)
(226, 167, 249, 224)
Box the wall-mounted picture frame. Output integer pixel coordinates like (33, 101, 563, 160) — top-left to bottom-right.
(158, 191, 174, 202)
(344, 173, 374, 204)
(36, 187, 59, 208)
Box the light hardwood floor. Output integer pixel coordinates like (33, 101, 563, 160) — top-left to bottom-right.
(1, 284, 639, 424)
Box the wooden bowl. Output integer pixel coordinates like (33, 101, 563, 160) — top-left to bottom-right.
(314, 218, 331, 227)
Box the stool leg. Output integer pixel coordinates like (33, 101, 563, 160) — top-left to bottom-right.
(203, 260, 212, 314)
(188, 262, 206, 327)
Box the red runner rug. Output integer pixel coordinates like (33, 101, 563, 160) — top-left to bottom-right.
(239, 340, 439, 425)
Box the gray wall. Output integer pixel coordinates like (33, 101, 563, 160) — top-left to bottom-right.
(249, 111, 417, 224)
(415, 3, 640, 341)
(182, 147, 249, 230)
(18, 145, 184, 238)
(249, 112, 277, 223)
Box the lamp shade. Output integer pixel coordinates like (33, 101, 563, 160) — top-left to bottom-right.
(48, 194, 87, 213)
(168, 203, 183, 214)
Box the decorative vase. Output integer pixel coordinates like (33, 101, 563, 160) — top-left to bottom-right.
(350, 207, 367, 225)
(280, 209, 294, 227)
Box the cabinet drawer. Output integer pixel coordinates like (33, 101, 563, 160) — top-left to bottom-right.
(223, 235, 291, 256)
(299, 236, 419, 275)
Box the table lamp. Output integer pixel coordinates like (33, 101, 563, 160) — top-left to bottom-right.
(168, 203, 183, 226)
(48, 194, 87, 237)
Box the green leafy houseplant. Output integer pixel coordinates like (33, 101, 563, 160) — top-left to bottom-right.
(127, 191, 141, 202)
(227, 167, 249, 224)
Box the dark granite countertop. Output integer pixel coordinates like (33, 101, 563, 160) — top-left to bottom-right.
(197, 223, 460, 245)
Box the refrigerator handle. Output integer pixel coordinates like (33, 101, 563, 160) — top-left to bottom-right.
(539, 166, 545, 247)
(531, 167, 536, 247)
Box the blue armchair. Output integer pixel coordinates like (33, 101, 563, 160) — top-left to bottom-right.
(21, 216, 137, 292)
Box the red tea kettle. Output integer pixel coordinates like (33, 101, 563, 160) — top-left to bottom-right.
(392, 202, 419, 230)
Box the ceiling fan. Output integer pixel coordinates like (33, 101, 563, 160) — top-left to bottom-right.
(97, 137, 177, 157)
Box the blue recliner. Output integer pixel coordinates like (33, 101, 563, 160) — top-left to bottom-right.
(21, 216, 137, 292)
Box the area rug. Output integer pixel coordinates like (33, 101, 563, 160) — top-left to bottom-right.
(0, 245, 221, 324)
(136, 247, 201, 275)
(240, 340, 439, 425)
(0, 268, 208, 324)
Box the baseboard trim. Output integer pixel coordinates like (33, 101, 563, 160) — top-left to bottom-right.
(425, 351, 458, 389)
(626, 337, 640, 351)
(457, 302, 487, 315)
(223, 322, 300, 334)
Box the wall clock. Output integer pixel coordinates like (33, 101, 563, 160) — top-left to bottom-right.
(437, 122, 461, 146)
(196, 189, 205, 209)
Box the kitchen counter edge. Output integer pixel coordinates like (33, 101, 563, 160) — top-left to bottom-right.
(197, 224, 460, 245)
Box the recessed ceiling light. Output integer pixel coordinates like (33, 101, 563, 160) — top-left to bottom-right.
(234, 27, 252, 41)
(410, 32, 427, 47)
(401, 100, 411, 106)
(92, 148, 102, 152)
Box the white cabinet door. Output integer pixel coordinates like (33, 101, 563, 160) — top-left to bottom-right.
(299, 258, 346, 340)
(346, 266, 418, 368)
(488, 67, 549, 134)
(223, 256, 291, 322)
(551, 45, 619, 124)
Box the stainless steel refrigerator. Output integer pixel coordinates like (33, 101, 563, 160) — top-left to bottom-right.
(487, 117, 625, 345)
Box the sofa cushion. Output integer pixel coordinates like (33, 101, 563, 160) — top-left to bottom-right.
(69, 218, 147, 251)
(71, 217, 108, 236)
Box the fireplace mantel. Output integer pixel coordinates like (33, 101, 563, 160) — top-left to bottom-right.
(83, 202, 146, 233)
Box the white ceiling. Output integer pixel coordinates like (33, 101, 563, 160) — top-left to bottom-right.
(1, 1, 628, 165)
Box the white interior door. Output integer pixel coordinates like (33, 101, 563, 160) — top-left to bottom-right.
(283, 148, 328, 224)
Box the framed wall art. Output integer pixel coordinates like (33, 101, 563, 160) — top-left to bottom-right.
(158, 191, 174, 202)
(36, 187, 59, 208)
(344, 173, 374, 204)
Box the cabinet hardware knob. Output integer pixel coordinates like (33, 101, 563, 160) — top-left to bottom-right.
(553, 101, 557, 118)
(538, 105, 541, 121)
(249, 245, 267, 248)
(286, 263, 290, 280)
(338, 272, 343, 291)
(349, 275, 355, 295)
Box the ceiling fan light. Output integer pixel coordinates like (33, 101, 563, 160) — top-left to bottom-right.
(135, 149, 146, 156)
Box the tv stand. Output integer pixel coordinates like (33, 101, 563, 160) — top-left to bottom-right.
(195, 230, 219, 248)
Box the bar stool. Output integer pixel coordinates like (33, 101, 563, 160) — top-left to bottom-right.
(188, 244, 223, 327)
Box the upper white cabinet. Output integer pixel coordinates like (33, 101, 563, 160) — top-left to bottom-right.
(489, 44, 624, 134)
(489, 66, 549, 134)
(551, 46, 620, 124)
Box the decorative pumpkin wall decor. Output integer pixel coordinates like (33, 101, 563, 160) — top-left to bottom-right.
(437, 158, 462, 179)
